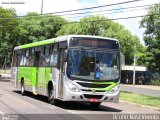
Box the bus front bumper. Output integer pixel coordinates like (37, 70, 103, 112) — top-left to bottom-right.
(63, 88, 120, 103)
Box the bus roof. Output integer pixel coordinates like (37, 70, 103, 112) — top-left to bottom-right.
(14, 35, 119, 50)
(14, 38, 55, 50)
(56, 35, 119, 42)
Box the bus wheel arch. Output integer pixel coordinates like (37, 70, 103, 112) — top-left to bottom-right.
(20, 77, 25, 95)
(48, 81, 57, 105)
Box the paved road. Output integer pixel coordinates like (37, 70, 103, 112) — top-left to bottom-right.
(0, 81, 159, 120)
(120, 84, 160, 97)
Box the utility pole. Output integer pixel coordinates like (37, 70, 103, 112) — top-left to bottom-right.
(41, 0, 44, 14)
(133, 45, 136, 85)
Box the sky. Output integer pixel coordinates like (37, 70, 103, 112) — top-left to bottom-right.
(0, 0, 159, 45)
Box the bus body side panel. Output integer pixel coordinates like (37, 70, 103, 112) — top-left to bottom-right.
(11, 67, 18, 88)
(44, 67, 51, 95)
(18, 67, 35, 90)
(52, 68, 59, 99)
(45, 67, 51, 84)
(31, 67, 37, 91)
(36, 67, 51, 96)
(37, 67, 46, 89)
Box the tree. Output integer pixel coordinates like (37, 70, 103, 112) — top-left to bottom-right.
(0, 7, 19, 67)
(140, 3, 160, 71)
(18, 13, 67, 44)
(0, 9, 67, 67)
(57, 15, 142, 65)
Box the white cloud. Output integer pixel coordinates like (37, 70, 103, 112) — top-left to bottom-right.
(94, 0, 159, 45)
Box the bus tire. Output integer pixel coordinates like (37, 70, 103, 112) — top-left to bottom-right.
(21, 79, 25, 96)
(48, 84, 57, 105)
(90, 102, 101, 109)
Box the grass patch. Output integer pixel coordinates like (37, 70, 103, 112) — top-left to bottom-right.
(120, 91, 160, 108)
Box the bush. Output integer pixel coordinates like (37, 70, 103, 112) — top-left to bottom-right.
(150, 80, 160, 85)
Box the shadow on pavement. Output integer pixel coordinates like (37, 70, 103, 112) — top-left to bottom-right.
(0, 76, 11, 82)
(12, 90, 122, 112)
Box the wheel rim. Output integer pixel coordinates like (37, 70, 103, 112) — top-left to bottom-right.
(49, 90, 54, 102)
(21, 84, 24, 93)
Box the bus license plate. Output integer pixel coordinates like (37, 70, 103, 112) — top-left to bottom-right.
(89, 98, 99, 102)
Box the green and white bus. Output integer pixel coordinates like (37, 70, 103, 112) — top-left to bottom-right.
(11, 35, 120, 108)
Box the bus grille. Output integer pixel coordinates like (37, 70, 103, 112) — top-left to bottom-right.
(77, 82, 111, 88)
(81, 89, 106, 92)
(83, 94, 103, 99)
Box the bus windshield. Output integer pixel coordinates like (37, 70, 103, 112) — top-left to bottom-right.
(67, 49, 120, 81)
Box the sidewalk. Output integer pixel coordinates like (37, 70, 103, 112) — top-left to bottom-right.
(0, 73, 11, 82)
(121, 84, 160, 91)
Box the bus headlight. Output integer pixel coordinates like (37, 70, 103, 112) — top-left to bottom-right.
(108, 85, 119, 94)
(66, 81, 80, 92)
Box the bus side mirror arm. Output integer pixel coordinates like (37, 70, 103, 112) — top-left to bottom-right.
(64, 50, 68, 62)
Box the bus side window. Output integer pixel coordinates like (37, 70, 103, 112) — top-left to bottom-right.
(39, 46, 44, 66)
(44, 46, 51, 66)
(17, 53, 21, 67)
(12, 51, 17, 67)
(34, 47, 42, 67)
(20, 50, 27, 66)
(50, 45, 58, 67)
(16, 50, 22, 67)
(28, 48, 35, 66)
(25, 49, 30, 66)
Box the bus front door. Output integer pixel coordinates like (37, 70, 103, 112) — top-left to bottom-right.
(58, 49, 65, 99)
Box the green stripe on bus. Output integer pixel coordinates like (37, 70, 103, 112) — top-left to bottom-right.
(90, 82, 117, 91)
(19, 38, 55, 49)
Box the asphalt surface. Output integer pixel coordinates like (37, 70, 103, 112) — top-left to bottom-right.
(0, 76, 159, 120)
(120, 84, 160, 97)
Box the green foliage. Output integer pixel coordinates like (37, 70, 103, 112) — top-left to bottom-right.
(0, 10, 66, 67)
(18, 13, 66, 44)
(57, 16, 142, 65)
(0, 7, 19, 67)
(150, 80, 160, 85)
(0, 7, 144, 67)
(140, 3, 160, 72)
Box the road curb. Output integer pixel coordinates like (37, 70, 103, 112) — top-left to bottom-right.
(0, 79, 10, 82)
(0, 77, 11, 82)
(120, 100, 160, 112)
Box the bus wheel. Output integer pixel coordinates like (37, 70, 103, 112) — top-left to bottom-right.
(21, 79, 25, 96)
(48, 87, 57, 105)
(90, 102, 101, 109)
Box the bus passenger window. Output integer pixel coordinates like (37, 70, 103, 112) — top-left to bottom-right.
(28, 48, 35, 66)
(50, 45, 58, 66)
(20, 50, 27, 66)
(12, 51, 17, 67)
(45, 46, 51, 66)
(40, 46, 46, 66)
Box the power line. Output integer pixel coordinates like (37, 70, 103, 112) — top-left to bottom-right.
(63, 6, 150, 19)
(0, 3, 156, 20)
(16, 0, 142, 17)
(64, 14, 156, 24)
(55, 4, 154, 17)
(1, 13, 160, 28)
